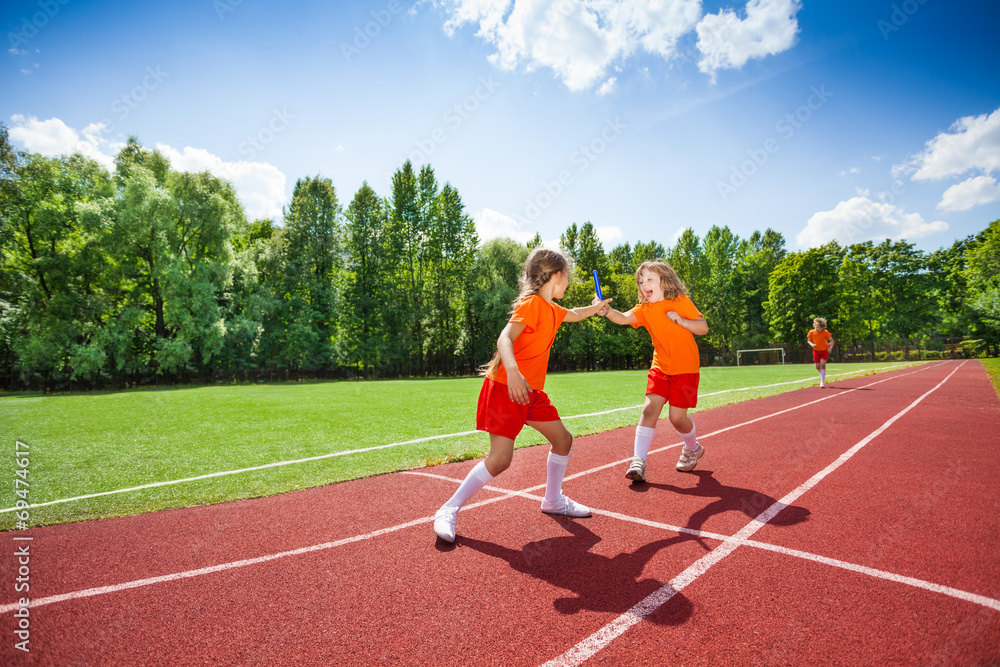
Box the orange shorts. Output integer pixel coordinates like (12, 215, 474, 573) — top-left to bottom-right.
(646, 369, 699, 409)
(476, 377, 560, 440)
(813, 349, 829, 363)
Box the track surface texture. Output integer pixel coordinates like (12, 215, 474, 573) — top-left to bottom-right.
(3, 360, 999, 665)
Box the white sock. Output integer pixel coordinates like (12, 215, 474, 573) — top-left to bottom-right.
(634, 425, 656, 460)
(545, 452, 570, 504)
(443, 460, 494, 509)
(820, 369, 826, 383)
(677, 424, 699, 451)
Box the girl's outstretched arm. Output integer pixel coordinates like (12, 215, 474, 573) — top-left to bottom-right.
(601, 303, 638, 327)
(564, 298, 612, 323)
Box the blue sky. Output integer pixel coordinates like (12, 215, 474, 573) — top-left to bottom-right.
(3, 0, 999, 253)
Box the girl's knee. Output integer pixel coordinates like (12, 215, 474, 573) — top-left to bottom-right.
(669, 413, 691, 431)
(486, 455, 511, 475)
(551, 432, 573, 455)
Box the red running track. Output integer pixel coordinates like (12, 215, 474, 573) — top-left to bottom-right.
(2, 360, 998, 665)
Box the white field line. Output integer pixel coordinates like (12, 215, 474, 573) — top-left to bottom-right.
(405, 471, 1000, 614)
(540, 361, 969, 667)
(0, 363, 917, 515)
(0, 364, 940, 615)
(0, 487, 525, 615)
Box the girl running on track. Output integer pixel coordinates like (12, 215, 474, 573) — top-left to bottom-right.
(433, 248, 611, 543)
(807, 317, 835, 388)
(596, 260, 708, 483)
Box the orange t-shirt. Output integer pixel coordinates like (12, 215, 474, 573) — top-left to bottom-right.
(628, 296, 703, 375)
(492, 294, 568, 391)
(808, 329, 833, 351)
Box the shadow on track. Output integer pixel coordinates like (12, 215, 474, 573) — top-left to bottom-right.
(632, 470, 810, 546)
(459, 519, 694, 625)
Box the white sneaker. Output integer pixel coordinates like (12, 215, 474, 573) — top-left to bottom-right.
(676, 444, 704, 472)
(433, 506, 458, 543)
(625, 456, 646, 482)
(541, 494, 591, 517)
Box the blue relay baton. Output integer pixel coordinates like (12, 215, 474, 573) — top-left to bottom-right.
(592, 270, 603, 300)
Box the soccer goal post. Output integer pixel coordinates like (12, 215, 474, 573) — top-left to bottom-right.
(736, 347, 786, 366)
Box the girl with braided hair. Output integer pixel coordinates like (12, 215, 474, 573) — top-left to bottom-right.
(433, 247, 611, 543)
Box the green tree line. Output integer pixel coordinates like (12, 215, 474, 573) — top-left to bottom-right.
(1, 125, 997, 391)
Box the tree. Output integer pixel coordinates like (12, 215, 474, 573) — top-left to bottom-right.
(388, 161, 421, 374)
(666, 229, 706, 303)
(275, 175, 342, 372)
(342, 182, 388, 376)
(2, 153, 115, 386)
(700, 225, 740, 357)
(765, 243, 841, 348)
(964, 219, 1000, 347)
(734, 229, 785, 348)
(425, 182, 478, 373)
(573, 221, 607, 280)
(632, 240, 666, 270)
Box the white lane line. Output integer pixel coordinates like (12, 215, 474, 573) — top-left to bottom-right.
(405, 474, 1000, 613)
(540, 361, 968, 666)
(743, 539, 1000, 612)
(0, 364, 917, 515)
(0, 431, 481, 515)
(0, 487, 524, 615)
(411, 363, 933, 493)
(561, 362, 912, 420)
(0, 363, 940, 615)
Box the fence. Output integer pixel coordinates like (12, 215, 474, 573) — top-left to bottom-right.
(701, 338, 991, 366)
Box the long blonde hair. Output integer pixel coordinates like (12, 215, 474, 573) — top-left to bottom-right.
(480, 248, 569, 377)
(635, 259, 686, 303)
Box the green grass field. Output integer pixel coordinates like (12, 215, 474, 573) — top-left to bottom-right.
(982, 357, 1000, 393)
(0, 361, 926, 530)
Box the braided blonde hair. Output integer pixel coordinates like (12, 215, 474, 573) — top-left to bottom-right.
(480, 248, 568, 377)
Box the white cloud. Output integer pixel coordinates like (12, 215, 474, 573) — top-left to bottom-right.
(797, 196, 948, 248)
(8, 114, 118, 170)
(595, 225, 622, 246)
(6, 115, 287, 220)
(696, 0, 801, 81)
(937, 175, 1000, 212)
(596, 76, 617, 96)
(154, 144, 287, 220)
(474, 207, 538, 244)
(904, 106, 1000, 181)
(433, 0, 702, 91)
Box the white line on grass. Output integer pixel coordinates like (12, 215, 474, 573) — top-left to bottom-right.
(0, 363, 939, 614)
(540, 361, 970, 667)
(0, 363, 917, 515)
